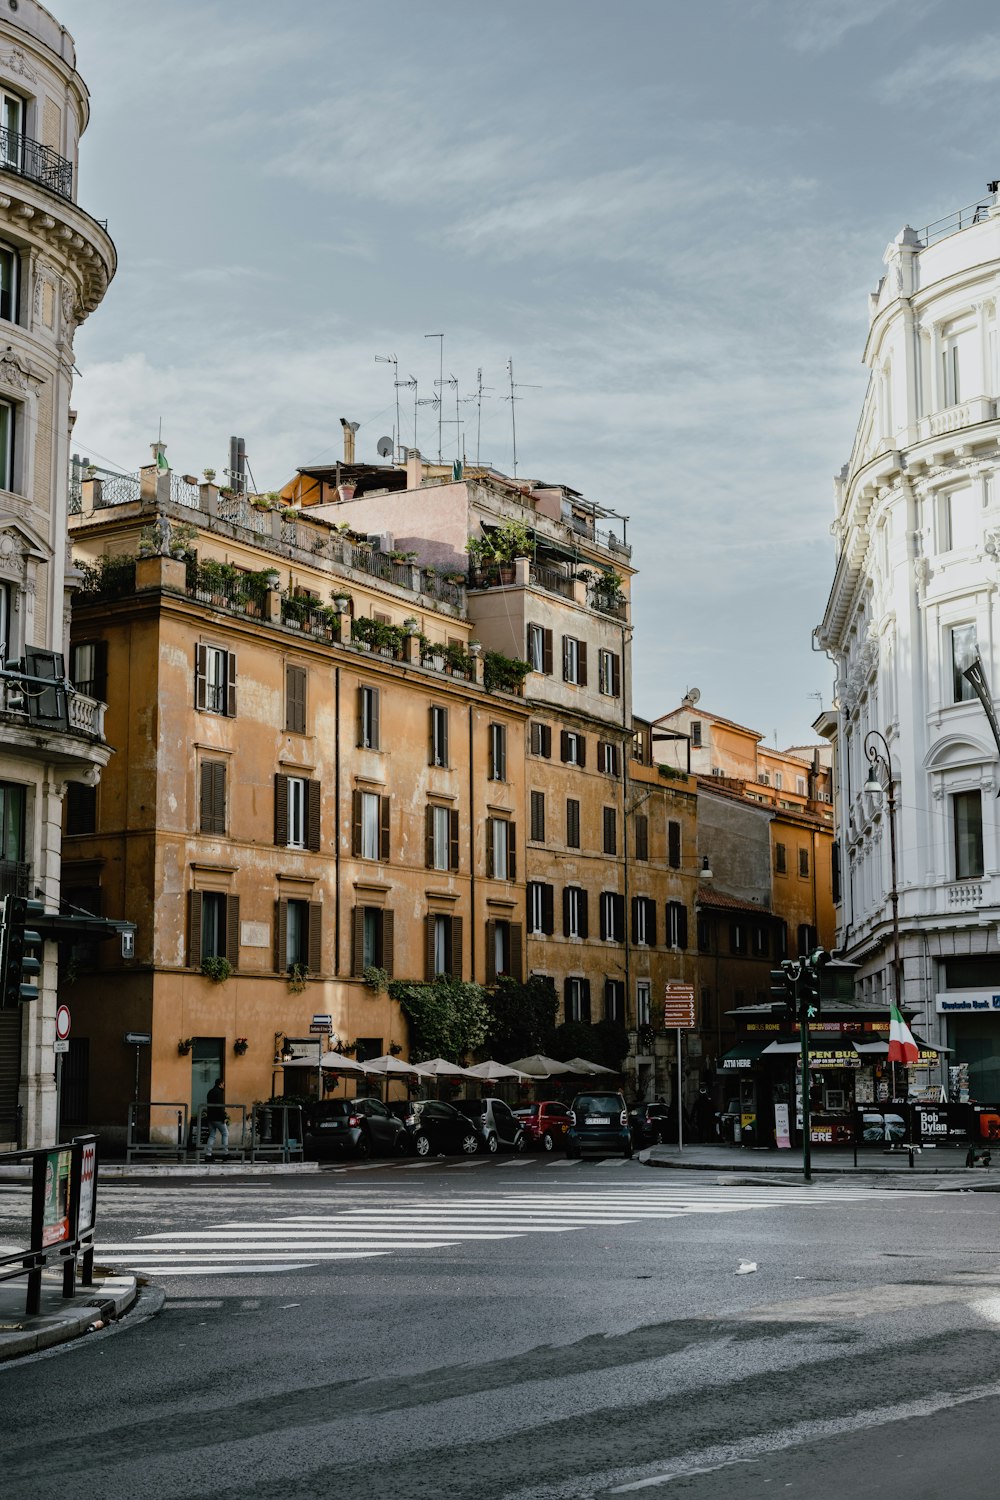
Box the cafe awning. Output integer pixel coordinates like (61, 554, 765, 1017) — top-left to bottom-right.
(719, 1041, 768, 1070)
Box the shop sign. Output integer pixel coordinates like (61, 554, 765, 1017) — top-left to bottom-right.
(42, 1148, 72, 1248)
(744, 1022, 782, 1032)
(936, 992, 1000, 1014)
(809, 1049, 861, 1068)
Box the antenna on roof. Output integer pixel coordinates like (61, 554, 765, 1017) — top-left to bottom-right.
(394, 374, 418, 451)
(436, 372, 460, 461)
(375, 354, 400, 459)
(424, 333, 444, 461)
(502, 358, 541, 477)
(462, 368, 493, 467)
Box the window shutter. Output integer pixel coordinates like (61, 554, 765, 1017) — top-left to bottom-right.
(200, 762, 213, 833)
(603, 807, 615, 854)
(543, 629, 553, 675)
(451, 915, 463, 979)
(211, 763, 226, 834)
(187, 890, 202, 966)
(351, 907, 365, 977)
(352, 790, 363, 856)
(485, 920, 497, 984)
(307, 902, 323, 973)
(563, 886, 572, 937)
(371, 688, 380, 750)
(635, 815, 648, 861)
(526, 624, 534, 661)
(668, 820, 681, 869)
(226, 894, 240, 967)
(486, 818, 495, 878)
(194, 644, 208, 710)
(382, 910, 394, 976)
(577, 735, 587, 769)
(307, 780, 321, 851)
(356, 686, 365, 747)
(508, 822, 516, 880)
(440, 708, 448, 765)
(542, 724, 551, 758)
(581, 978, 591, 1023)
(274, 899, 288, 971)
(530, 722, 539, 756)
(542, 883, 554, 935)
(560, 730, 571, 763)
(578, 642, 588, 687)
(226, 652, 237, 717)
(380, 795, 390, 860)
(449, 809, 460, 870)
(563, 977, 573, 1018)
(91, 641, 108, 703)
(425, 805, 434, 868)
(677, 905, 688, 950)
(509, 922, 522, 981)
(614, 893, 625, 939)
(630, 897, 639, 945)
(647, 900, 657, 947)
(562, 637, 571, 681)
(579, 889, 589, 940)
(274, 774, 289, 846)
(424, 915, 436, 981)
(611, 654, 620, 697)
(285, 664, 306, 733)
(600, 893, 608, 941)
(499, 726, 507, 781)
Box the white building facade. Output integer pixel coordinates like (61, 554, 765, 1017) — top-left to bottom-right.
(0, 1, 114, 1148)
(816, 187, 1000, 1102)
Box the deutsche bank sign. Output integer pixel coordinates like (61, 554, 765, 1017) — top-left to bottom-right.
(936, 992, 1000, 1013)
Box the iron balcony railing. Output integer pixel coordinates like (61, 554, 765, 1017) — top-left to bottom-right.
(0, 859, 30, 900)
(0, 128, 73, 200)
(916, 198, 993, 249)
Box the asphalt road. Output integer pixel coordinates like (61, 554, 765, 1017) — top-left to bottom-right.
(3, 1157, 1000, 1499)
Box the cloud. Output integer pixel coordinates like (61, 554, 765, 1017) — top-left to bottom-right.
(781, 0, 908, 54)
(885, 35, 1000, 100)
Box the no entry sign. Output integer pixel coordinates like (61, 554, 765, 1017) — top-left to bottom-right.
(55, 1004, 71, 1041)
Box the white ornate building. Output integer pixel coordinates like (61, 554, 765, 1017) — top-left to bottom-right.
(0, 2, 114, 1147)
(816, 186, 1000, 1102)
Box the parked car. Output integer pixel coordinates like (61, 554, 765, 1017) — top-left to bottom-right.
(398, 1099, 486, 1157)
(629, 1101, 673, 1146)
(566, 1091, 632, 1159)
(303, 1097, 408, 1160)
(452, 1097, 526, 1153)
(516, 1101, 572, 1152)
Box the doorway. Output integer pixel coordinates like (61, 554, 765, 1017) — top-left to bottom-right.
(191, 1038, 224, 1120)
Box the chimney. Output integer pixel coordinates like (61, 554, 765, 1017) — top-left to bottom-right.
(406, 447, 423, 490)
(340, 418, 359, 464)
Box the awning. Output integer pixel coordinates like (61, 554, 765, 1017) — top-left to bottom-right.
(762, 1041, 800, 1056)
(719, 1042, 768, 1070)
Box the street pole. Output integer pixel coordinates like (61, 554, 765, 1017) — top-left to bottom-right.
(864, 731, 910, 1166)
(796, 964, 811, 1182)
(677, 1027, 683, 1151)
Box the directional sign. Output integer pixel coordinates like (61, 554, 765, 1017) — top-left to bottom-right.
(123, 1031, 152, 1046)
(55, 1004, 71, 1040)
(310, 1013, 333, 1035)
(664, 983, 697, 1029)
(53, 1038, 69, 1054)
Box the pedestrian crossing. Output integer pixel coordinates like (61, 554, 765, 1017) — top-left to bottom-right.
(86, 1180, 934, 1280)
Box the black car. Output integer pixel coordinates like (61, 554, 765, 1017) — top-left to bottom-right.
(629, 1102, 673, 1146)
(566, 1091, 632, 1159)
(303, 1098, 408, 1160)
(452, 1097, 525, 1153)
(399, 1099, 485, 1157)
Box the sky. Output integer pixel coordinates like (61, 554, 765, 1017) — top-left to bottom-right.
(51, 0, 1000, 746)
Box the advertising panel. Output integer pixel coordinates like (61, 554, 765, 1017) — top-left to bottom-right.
(41, 1148, 72, 1247)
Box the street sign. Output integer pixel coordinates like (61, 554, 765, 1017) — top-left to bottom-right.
(664, 983, 696, 1029)
(123, 1031, 151, 1046)
(55, 1003, 71, 1040)
(121, 929, 135, 959)
(78, 1139, 97, 1233)
(53, 1038, 69, 1054)
(310, 1013, 333, 1034)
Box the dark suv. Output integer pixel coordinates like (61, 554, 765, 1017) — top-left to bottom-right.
(566, 1091, 632, 1159)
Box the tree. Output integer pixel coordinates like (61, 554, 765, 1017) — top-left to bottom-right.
(484, 975, 558, 1061)
(550, 1019, 630, 1073)
(388, 977, 490, 1062)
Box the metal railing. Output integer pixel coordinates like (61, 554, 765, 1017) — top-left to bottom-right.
(249, 1104, 305, 1163)
(916, 199, 993, 248)
(170, 473, 200, 509)
(126, 1101, 189, 1164)
(530, 563, 574, 599)
(218, 493, 270, 535)
(95, 471, 141, 508)
(0, 1135, 98, 1314)
(192, 1105, 248, 1163)
(0, 859, 30, 900)
(0, 129, 73, 200)
(589, 589, 628, 620)
(350, 546, 415, 589)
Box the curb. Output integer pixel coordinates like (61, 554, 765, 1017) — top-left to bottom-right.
(640, 1151, 1000, 1191)
(0, 1274, 139, 1363)
(0, 1161, 321, 1183)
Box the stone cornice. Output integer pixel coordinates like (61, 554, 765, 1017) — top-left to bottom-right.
(0, 174, 115, 317)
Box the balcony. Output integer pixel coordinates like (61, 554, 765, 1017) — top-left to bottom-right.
(0, 860, 30, 900)
(1, 662, 106, 741)
(0, 129, 72, 201)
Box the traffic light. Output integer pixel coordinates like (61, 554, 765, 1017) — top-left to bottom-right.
(19, 899, 43, 1004)
(0, 896, 43, 1007)
(770, 966, 796, 1022)
(800, 948, 830, 1019)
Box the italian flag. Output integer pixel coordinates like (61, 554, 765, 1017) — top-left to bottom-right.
(887, 1003, 919, 1065)
(156, 447, 169, 473)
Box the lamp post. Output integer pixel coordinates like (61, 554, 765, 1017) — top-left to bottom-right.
(863, 729, 908, 1158)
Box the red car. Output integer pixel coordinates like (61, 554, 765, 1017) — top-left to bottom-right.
(515, 1101, 572, 1152)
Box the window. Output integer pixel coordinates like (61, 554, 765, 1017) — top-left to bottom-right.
(486, 919, 522, 982)
(636, 981, 651, 1029)
(632, 896, 656, 946)
(275, 775, 320, 851)
(426, 803, 458, 871)
(527, 623, 553, 674)
(774, 772, 783, 791)
(560, 730, 587, 766)
(952, 625, 977, 702)
(70, 641, 107, 701)
(599, 740, 620, 776)
(797, 923, 818, 957)
(352, 905, 394, 975)
(487, 817, 515, 880)
(602, 806, 617, 855)
(530, 721, 552, 758)
(598, 649, 620, 697)
(189, 890, 239, 967)
(0, 90, 23, 164)
(634, 814, 649, 861)
(600, 891, 625, 942)
(832, 841, 842, 905)
(666, 901, 688, 950)
(285, 664, 307, 734)
(563, 885, 588, 939)
(358, 685, 380, 749)
(430, 705, 449, 767)
(353, 790, 389, 861)
(667, 821, 681, 869)
(530, 790, 545, 842)
(0, 393, 12, 491)
(690, 720, 702, 748)
(729, 923, 746, 955)
(528, 881, 554, 936)
(276, 897, 322, 974)
(954, 790, 984, 878)
(564, 977, 591, 1023)
(697, 915, 711, 952)
(65, 782, 96, 837)
(0, 242, 18, 324)
(759, 770, 770, 786)
(0, 780, 24, 861)
(775, 842, 787, 874)
(195, 644, 236, 716)
(489, 722, 507, 781)
(796, 776, 807, 796)
(0, 579, 10, 663)
(752, 924, 769, 958)
(798, 846, 809, 878)
(566, 798, 581, 849)
(200, 761, 226, 835)
(562, 636, 587, 686)
(425, 913, 463, 980)
(604, 979, 624, 1024)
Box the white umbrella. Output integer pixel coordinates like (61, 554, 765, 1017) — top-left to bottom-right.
(411, 1057, 476, 1078)
(508, 1054, 576, 1078)
(318, 1052, 368, 1075)
(564, 1057, 617, 1076)
(360, 1055, 420, 1076)
(465, 1060, 530, 1081)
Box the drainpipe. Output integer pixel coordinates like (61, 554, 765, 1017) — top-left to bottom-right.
(469, 704, 476, 981)
(334, 667, 341, 975)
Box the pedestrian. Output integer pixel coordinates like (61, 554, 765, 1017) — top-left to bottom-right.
(204, 1076, 228, 1160)
(694, 1086, 716, 1144)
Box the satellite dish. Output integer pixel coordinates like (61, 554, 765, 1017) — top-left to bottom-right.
(377, 436, 393, 458)
(684, 687, 701, 705)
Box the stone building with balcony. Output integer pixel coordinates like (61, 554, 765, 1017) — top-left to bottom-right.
(815, 183, 1000, 1102)
(0, 1, 114, 1148)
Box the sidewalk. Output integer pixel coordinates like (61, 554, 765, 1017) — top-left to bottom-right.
(0, 1160, 321, 1182)
(643, 1140, 1000, 1189)
(0, 1268, 140, 1363)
